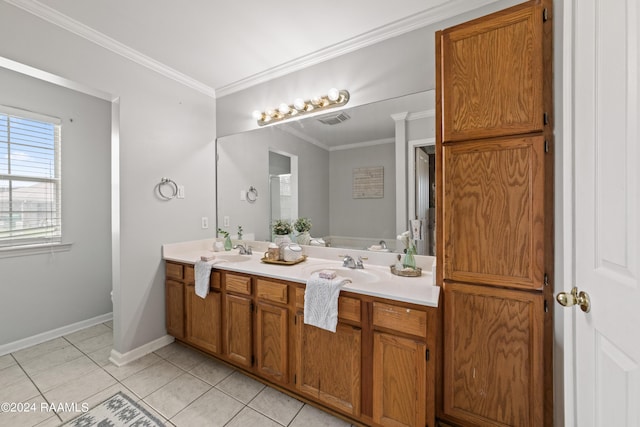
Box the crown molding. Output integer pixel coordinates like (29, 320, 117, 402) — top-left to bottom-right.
(215, 0, 501, 97)
(4, 0, 217, 98)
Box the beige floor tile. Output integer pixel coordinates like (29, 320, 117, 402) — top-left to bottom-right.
(72, 330, 113, 354)
(226, 406, 284, 427)
(104, 320, 113, 329)
(19, 345, 84, 376)
(215, 371, 265, 404)
(0, 363, 29, 388)
(104, 352, 161, 381)
(136, 399, 171, 424)
(34, 415, 63, 426)
(30, 355, 99, 392)
(122, 359, 184, 398)
(12, 338, 69, 364)
(63, 323, 111, 345)
(289, 404, 351, 427)
(189, 357, 234, 386)
(0, 354, 16, 370)
(156, 342, 209, 371)
(86, 344, 113, 367)
(144, 373, 211, 419)
(249, 386, 304, 425)
(0, 376, 40, 402)
(171, 388, 244, 427)
(0, 395, 53, 427)
(43, 367, 116, 410)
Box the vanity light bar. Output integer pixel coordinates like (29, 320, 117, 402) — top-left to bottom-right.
(252, 89, 350, 126)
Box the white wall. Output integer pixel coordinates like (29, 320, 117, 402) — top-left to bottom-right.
(0, 2, 217, 354)
(0, 67, 112, 345)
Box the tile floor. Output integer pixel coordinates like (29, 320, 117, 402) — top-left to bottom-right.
(0, 321, 353, 427)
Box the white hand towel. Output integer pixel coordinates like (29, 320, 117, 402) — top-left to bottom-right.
(304, 272, 349, 332)
(195, 260, 213, 298)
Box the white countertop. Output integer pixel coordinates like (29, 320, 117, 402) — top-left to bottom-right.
(163, 239, 440, 308)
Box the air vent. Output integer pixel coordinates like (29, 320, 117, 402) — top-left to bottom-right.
(317, 112, 350, 125)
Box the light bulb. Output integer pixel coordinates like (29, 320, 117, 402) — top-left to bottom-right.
(252, 110, 263, 120)
(293, 98, 306, 110)
(327, 88, 340, 101)
(278, 103, 290, 114)
(311, 95, 322, 105)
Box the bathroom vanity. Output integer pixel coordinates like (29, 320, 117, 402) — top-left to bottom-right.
(163, 240, 440, 427)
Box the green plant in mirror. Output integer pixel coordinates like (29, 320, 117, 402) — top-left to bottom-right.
(218, 228, 232, 251)
(293, 217, 312, 233)
(272, 219, 292, 236)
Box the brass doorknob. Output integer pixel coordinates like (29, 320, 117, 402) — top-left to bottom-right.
(556, 287, 591, 313)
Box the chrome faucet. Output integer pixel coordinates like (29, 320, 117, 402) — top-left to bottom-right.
(379, 240, 387, 249)
(233, 244, 252, 255)
(340, 254, 367, 269)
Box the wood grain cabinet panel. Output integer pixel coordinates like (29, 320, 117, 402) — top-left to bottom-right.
(372, 332, 426, 427)
(226, 273, 252, 295)
(185, 284, 221, 354)
(373, 301, 427, 338)
(165, 263, 183, 281)
(443, 282, 544, 426)
(225, 294, 253, 368)
(165, 279, 184, 339)
(295, 314, 361, 417)
(255, 302, 288, 383)
(442, 136, 546, 289)
(440, 3, 544, 142)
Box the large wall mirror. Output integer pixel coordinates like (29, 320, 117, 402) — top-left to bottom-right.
(216, 90, 435, 254)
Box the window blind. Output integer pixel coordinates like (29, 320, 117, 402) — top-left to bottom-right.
(0, 105, 62, 248)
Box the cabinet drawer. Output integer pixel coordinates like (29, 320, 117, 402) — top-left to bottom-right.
(184, 265, 195, 283)
(373, 301, 427, 338)
(225, 274, 251, 295)
(338, 296, 361, 324)
(256, 279, 288, 304)
(296, 287, 360, 324)
(166, 262, 183, 280)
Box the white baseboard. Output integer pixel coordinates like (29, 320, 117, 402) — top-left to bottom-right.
(0, 312, 113, 356)
(109, 334, 174, 367)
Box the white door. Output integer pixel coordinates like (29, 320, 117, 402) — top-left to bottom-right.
(568, 0, 640, 425)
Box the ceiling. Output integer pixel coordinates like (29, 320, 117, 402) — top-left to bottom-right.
(21, 0, 453, 96)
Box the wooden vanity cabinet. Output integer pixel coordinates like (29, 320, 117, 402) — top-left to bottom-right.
(255, 278, 289, 384)
(223, 273, 253, 368)
(293, 287, 362, 417)
(371, 301, 434, 427)
(184, 271, 221, 354)
(165, 262, 439, 427)
(165, 262, 185, 339)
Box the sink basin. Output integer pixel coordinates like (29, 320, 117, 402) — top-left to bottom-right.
(303, 264, 381, 284)
(215, 254, 251, 263)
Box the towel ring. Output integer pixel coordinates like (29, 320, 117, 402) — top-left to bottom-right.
(157, 177, 178, 200)
(247, 186, 258, 203)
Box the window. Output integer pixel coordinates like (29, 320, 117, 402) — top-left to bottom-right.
(0, 105, 61, 248)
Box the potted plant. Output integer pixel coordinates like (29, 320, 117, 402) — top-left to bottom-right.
(217, 228, 232, 251)
(293, 217, 312, 245)
(272, 219, 292, 245)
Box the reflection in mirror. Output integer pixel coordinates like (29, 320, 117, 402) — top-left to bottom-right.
(216, 90, 435, 254)
(269, 150, 298, 239)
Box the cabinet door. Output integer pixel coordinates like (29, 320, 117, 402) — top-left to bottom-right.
(166, 279, 184, 339)
(372, 332, 426, 427)
(225, 294, 253, 368)
(442, 136, 546, 290)
(443, 282, 544, 426)
(255, 301, 288, 383)
(185, 284, 221, 354)
(439, 2, 544, 142)
(295, 314, 361, 417)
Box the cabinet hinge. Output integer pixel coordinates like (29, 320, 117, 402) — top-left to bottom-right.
(544, 300, 549, 313)
(544, 140, 550, 153)
(426, 349, 430, 361)
(250, 302, 255, 312)
(543, 8, 548, 22)
(251, 355, 255, 366)
(544, 273, 549, 286)
(543, 112, 549, 125)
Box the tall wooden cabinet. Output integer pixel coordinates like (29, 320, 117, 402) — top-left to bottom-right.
(436, 1, 554, 426)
